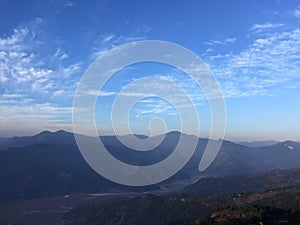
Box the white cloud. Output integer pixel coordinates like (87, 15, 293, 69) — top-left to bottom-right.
(81, 71, 206, 117)
(206, 25, 300, 97)
(91, 34, 146, 59)
(0, 21, 81, 97)
(59, 62, 81, 78)
(0, 20, 83, 135)
(63, 0, 75, 7)
(0, 102, 73, 136)
(1, 93, 26, 98)
(54, 48, 68, 60)
(122, 74, 205, 115)
(250, 23, 284, 32)
(205, 37, 236, 45)
(0, 28, 54, 91)
(101, 34, 115, 43)
(293, 7, 300, 18)
(99, 91, 117, 97)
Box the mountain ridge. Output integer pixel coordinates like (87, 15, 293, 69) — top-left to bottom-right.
(1, 129, 298, 149)
(0, 130, 300, 203)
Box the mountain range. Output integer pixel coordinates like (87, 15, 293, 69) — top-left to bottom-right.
(0, 130, 300, 203)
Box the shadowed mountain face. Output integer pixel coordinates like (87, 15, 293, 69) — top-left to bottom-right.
(2, 168, 300, 225)
(62, 168, 300, 225)
(0, 130, 300, 203)
(183, 167, 300, 197)
(63, 185, 300, 225)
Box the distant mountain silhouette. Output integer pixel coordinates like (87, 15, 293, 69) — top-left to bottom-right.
(0, 130, 76, 150)
(0, 130, 300, 203)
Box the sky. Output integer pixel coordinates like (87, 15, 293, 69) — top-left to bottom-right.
(0, 0, 300, 141)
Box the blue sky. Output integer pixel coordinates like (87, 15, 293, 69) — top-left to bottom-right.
(0, 0, 300, 141)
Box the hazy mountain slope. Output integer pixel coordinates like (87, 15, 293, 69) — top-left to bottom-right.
(0, 143, 158, 203)
(238, 140, 279, 147)
(250, 141, 300, 170)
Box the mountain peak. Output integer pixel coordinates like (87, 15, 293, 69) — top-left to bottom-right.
(36, 130, 53, 136)
(280, 140, 299, 151)
(166, 131, 182, 136)
(55, 129, 71, 134)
